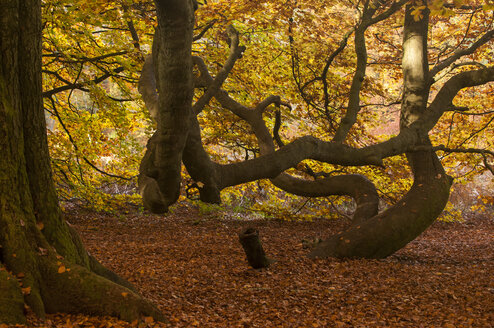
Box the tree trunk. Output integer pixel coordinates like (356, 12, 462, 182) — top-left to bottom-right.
(239, 228, 271, 269)
(138, 0, 196, 213)
(309, 4, 453, 259)
(0, 1, 163, 324)
(308, 148, 453, 259)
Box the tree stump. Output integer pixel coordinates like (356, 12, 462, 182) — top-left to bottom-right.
(238, 227, 271, 269)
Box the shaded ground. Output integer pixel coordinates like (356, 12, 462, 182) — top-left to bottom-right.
(21, 204, 494, 327)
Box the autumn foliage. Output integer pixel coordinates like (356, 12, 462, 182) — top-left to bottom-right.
(41, 0, 493, 219)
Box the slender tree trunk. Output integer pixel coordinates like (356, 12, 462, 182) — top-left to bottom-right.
(0, 1, 163, 323)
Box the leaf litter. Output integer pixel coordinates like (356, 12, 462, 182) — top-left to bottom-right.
(19, 204, 494, 327)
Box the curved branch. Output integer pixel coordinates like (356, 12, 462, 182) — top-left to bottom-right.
(425, 67, 494, 131)
(193, 19, 216, 41)
(332, 0, 407, 142)
(193, 25, 246, 114)
(47, 97, 132, 181)
(429, 29, 494, 80)
(309, 148, 453, 259)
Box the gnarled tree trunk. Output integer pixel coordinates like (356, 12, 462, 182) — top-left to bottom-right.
(0, 0, 163, 324)
(137, 2, 492, 260)
(309, 4, 452, 258)
(138, 0, 196, 213)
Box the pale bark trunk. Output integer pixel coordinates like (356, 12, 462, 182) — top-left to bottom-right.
(309, 4, 453, 259)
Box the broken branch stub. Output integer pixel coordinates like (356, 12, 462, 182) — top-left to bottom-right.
(238, 228, 271, 269)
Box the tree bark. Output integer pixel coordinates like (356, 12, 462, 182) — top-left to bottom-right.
(239, 228, 271, 269)
(138, 0, 196, 213)
(0, 0, 163, 323)
(309, 4, 453, 259)
(136, 2, 492, 259)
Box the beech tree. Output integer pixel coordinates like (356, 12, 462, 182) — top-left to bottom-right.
(0, 0, 163, 324)
(138, 0, 494, 258)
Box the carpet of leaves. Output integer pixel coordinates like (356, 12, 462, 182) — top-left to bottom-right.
(23, 204, 493, 327)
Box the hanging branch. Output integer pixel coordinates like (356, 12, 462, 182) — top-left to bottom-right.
(47, 96, 133, 181)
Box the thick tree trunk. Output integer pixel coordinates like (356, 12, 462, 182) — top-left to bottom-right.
(309, 147, 452, 259)
(0, 0, 163, 324)
(138, 0, 196, 213)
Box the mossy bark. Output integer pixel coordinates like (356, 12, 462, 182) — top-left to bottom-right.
(309, 148, 452, 259)
(0, 0, 164, 324)
(0, 266, 25, 324)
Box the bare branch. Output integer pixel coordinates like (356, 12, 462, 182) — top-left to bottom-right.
(193, 19, 216, 41)
(426, 67, 494, 132)
(482, 154, 494, 175)
(430, 29, 494, 80)
(47, 97, 133, 181)
(273, 109, 285, 148)
(192, 25, 246, 114)
(433, 145, 494, 157)
(43, 67, 124, 98)
(367, 0, 409, 26)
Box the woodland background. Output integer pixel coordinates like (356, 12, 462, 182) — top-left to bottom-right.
(41, 0, 493, 220)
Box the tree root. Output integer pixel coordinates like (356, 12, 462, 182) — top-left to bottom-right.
(0, 264, 25, 324)
(38, 258, 165, 322)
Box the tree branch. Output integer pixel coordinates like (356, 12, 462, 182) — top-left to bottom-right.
(43, 67, 124, 98)
(429, 29, 494, 80)
(332, 0, 406, 142)
(193, 25, 245, 114)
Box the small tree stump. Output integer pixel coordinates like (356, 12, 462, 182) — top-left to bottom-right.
(238, 227, 271, 269)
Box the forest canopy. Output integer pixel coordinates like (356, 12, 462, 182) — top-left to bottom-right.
(41, 0, 493, 219)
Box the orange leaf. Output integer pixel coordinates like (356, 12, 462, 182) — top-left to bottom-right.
(144, 316, 154, 324)
(22, 286, 31, 295)
(121, 292, 128, 297)
(58, 265, 66, 274)
(37, 222, 45, 230)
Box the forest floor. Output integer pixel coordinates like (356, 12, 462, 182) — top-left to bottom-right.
(22, 204, 493, 328)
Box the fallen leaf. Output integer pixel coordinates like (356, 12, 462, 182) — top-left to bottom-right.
(22, 286, 31, 295)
